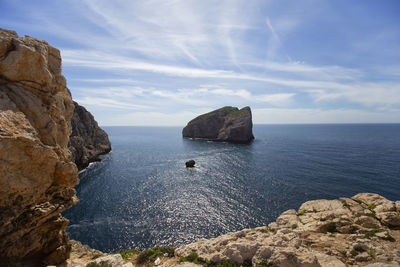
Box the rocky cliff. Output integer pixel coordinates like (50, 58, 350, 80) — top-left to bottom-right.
(69, 101, 111, 171)
(0, 29, 79, 266)
(182, 106, 254, 144)
(175, 193, 400, 267)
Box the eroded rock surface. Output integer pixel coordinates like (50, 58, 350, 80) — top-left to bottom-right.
(69, 101, 111, 171)
(0, 29, 78, 266)
(176, 193, 400, 267)
(182, 106, 254, 144)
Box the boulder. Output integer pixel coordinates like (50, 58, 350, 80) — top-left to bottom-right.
(182, 106, 254, 144)
(186, 160, 195, 168)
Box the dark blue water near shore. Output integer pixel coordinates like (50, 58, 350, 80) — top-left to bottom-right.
(63, 124, 400, 252)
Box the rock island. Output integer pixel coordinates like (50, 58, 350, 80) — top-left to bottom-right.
(182, 106, 254, 144)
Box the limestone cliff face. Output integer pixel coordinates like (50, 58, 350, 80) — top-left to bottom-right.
(69, 101, 111, 171)
(0, 29, 79, 266)
(182, 106, 254, 144)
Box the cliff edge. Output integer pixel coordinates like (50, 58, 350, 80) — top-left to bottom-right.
(175, 193, 400, 267)
(69, 101, 111, 171)
(182, 106, 254, 144)
(0, 29, 79, 266)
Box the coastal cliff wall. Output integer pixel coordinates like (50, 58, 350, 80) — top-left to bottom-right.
(0, 29, 79, 266)
(69, 101, 111, 171)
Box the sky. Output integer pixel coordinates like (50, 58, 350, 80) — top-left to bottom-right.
(1, 0, 400, 126)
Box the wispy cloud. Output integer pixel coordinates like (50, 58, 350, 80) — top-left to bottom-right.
(4, 0, 399, 124)
(253, 108, 400, 124)
(75, 97, 151, 110)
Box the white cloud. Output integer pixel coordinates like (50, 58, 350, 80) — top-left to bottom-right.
(75, 97, 151, 110)
(253, 108, 400, 124)
(102, 110, 209, 126)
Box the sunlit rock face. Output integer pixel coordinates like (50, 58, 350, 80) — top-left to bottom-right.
(0, 28, 79, 266)
(69, 101, 111, 171)
(182, 106, 254, 144)
(176, 193, 400, 266)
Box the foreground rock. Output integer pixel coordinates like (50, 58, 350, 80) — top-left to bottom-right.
(0, 29, 79, 266)
(69, 101, 111, 171)
(176, 193, 400, 266)
(69, 193, 400, 267)
(182, 106, 254, 144)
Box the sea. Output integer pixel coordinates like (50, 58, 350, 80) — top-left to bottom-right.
(63, 124, 400, 253)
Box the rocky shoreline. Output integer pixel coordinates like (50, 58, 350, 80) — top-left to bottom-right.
(66, 193, 400, 267)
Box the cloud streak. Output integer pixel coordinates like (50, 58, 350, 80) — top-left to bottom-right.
(4, 0, 399, 124)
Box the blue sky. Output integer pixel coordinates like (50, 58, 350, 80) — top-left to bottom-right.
(1, 0, 400, 125)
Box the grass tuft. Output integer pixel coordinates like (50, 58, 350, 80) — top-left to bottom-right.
(136, 246, 175, 264)
(86, 262, 112, 267)
(120, 248, 140, 260)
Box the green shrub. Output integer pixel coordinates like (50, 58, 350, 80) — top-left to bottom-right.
(86, 262, 112, 267)
(297, 210, 305, 216)
(368, 249, 376, 259)
(324, 222, 337, 233)
(350, 249, 359, 256)
(256, 259, 275, 267)
(340, 199, 350, 209)
(120, 248, 140, 260)
(179, 253, 256, 267)
(383, 232, 396, 242)
(363, 228, 385, 239)
(136, 246, 175, 264)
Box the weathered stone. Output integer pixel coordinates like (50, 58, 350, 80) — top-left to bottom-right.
(355, 216, 382, 229)
(0, 28, 78, 266)
(94, 254, 124, 266)
(315, 253, 346, 267)
(175, 193, 400, 267)
(182, 106, 254, 144)
(378, 212, 400, 228)
(355, 252, 372, 262)
(69, 101, 111, 171)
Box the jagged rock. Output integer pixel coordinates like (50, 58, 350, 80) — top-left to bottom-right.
(182, 106, 254, 144)
(185, 160, 195, 168)
(0, 29, 78, 266)
(93, 254, 124, 266)
(175, 193, 400, 267)
(68, 101, 111, 170)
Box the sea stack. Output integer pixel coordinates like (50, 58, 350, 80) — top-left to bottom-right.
(0, 29, 79, 265)
(182, 106, 254, 144)
(69, 101, 111, 171)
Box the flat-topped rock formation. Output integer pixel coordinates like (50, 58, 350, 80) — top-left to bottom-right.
(0, 29, 79, 266)
(182, 106, 254, 144)
(69, 101, 111, 171)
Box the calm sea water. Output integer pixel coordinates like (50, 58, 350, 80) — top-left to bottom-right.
(63, 124, 400, 252)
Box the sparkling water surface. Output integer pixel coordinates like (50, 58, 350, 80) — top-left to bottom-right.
(63, 124, 400, 252)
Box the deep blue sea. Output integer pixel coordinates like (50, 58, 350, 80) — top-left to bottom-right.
(63, 124, 400, 252)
